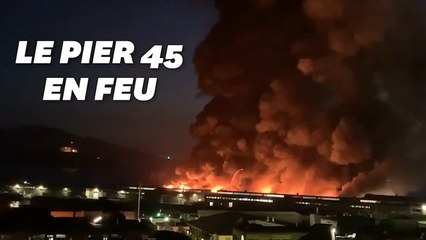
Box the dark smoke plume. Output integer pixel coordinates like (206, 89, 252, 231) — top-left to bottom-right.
(175, 0, 426, 196)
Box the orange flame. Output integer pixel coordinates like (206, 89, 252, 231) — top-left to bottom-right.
(261, 186, 272, 194)
(211, 186, 223, 193)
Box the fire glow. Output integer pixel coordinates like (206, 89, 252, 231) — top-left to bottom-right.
(163, 183, 224, 193)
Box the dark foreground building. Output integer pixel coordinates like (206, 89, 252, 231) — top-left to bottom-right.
(187, 211, 310, 240)
(0, 207, 191, 240)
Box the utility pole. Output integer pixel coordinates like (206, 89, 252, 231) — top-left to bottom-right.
(137, 182, 142, 221)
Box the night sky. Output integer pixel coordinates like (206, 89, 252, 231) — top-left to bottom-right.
(0, 1, 217, 157)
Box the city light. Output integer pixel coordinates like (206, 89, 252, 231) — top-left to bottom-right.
(9, 201, 19, 208)
(347, 233, 357, 239)
(93, 216, 103, 224)
(360, 199, 379, 204)
(62, 187, 71, 196)
(331, 227, 337, 240)
(60, 146, 79, 153)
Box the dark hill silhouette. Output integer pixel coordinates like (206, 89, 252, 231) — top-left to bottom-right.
(0, 125, 163, 187)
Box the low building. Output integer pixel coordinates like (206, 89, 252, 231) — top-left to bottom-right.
(188, 212, 243, 240)
(233, 219, 307, 240)
(187, 211, 309, 240)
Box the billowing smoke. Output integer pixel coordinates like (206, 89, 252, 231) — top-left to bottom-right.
(174, 0, 426, 196)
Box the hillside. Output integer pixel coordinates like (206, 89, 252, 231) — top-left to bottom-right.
(0, 125, 163, 187)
